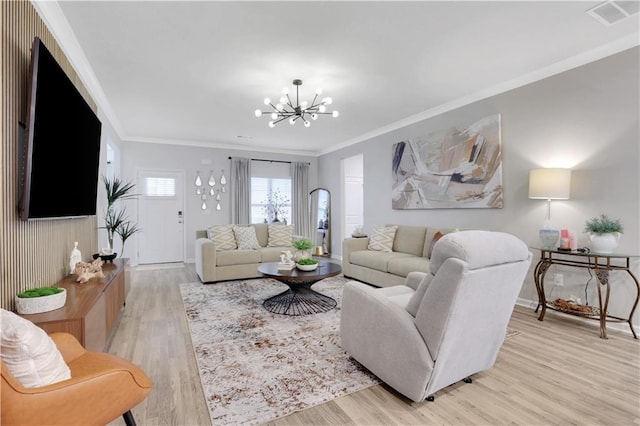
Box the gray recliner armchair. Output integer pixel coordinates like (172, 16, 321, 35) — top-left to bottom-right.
(340, 230, 532, 402)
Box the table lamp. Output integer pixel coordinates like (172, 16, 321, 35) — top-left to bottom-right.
(528, 168, 571, 249)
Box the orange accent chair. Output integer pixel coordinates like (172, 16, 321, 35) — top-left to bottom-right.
(1, 332, 152, 426)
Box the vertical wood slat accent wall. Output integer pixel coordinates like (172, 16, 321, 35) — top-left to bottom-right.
(1, 0, 98, 310)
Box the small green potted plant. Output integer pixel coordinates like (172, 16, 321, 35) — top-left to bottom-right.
(296, 257, 319, 271)
(584, 214, 623, 253)
(293, 238, 313, 261)
(15, 287, 66, 314)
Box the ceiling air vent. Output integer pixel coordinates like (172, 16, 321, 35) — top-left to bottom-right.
(587, 1, 640, 26)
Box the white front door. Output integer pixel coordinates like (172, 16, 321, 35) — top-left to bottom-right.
(342, 154, 364, 238)
(137, 170, 185, 264)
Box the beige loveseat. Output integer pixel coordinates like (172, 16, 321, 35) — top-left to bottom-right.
(342, 225, 457, 288)
(195, 223, 295, 283)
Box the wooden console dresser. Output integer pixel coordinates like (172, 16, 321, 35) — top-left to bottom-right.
(19, 259, 129, 351)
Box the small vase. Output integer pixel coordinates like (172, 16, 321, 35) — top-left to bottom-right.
(588, 232, 621, 254)
(539, 228, 559, 249)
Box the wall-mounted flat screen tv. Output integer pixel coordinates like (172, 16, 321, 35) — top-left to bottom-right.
(20, 37, 102, 220)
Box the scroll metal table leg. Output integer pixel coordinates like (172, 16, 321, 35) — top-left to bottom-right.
(595, 268, 610, 339)
(625, 270, 639, 339)
(535, 260, 551, 320)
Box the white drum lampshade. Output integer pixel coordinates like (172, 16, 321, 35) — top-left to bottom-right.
(528, 168, 571, 248)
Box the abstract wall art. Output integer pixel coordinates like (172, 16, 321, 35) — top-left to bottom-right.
(392, 114, 503, 209)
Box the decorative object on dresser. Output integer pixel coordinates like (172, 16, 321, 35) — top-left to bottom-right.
(69, 241, 82, 274)
(528, 168, 572, 248)
(15, 287, 66, 315)
(74, 258, 105, 283)
(584, 214, 623, 253)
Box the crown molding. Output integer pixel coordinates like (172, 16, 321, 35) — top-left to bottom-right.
(320, 34, 640, 156)
(126, 136, 319, 158)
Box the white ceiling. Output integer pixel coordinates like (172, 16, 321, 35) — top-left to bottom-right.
(39, 1, 639, 156)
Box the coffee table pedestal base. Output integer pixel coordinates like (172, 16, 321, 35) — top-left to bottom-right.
(263, 282, 337, 316)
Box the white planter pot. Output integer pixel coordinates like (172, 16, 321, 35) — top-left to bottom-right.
(296, 263, 318, 271)
(15, 289, 67, 314)
(588, 232, 621, 254)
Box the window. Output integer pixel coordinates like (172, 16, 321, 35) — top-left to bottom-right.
(144, 177, 176, 198)
(251, 177, 291, 223)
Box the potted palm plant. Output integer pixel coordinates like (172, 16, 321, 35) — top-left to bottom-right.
(100, 176, 141, 259)
(584, 214, 623, 253)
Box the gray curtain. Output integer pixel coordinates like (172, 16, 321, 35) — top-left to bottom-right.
(291, 162, 310, 238)
(230, 157, 251, 224)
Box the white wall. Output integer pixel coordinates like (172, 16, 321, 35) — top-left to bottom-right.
(120, 143, 318, 263)
(319, 47, 640, 328)
(96, 109, 123, 254)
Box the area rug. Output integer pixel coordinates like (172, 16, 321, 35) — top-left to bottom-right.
(179, 275, 380, 425)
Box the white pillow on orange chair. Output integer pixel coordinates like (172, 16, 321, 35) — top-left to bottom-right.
(0, 308, 71, 388)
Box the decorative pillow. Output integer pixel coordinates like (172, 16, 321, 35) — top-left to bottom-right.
(368, 225, 398, 252)
(267, 224, 294, 247)
(233, 226, 261, 250)
(207, 225, 237, 251)
(427, 231, 444, 259)
(0, 308, 71, 388)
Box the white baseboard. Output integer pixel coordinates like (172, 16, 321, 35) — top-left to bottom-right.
(515, 297, 639, 338)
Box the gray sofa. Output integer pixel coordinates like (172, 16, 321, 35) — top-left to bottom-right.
(195, 223, 294, 283)
(342, 225, 457, 288)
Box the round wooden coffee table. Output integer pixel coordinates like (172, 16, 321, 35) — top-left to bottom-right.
(258, 261, 342, 315)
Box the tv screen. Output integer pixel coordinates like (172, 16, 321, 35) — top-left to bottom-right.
(20, 37, 102, 220)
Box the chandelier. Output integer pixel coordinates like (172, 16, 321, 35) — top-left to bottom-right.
(254, 79, 339, 128)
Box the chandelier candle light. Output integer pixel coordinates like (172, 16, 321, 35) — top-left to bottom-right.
(255, 79, 339, 128)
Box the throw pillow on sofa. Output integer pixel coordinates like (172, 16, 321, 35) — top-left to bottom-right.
(1, 308, 71, 388)
(233, 226, 261, 250)
(207, 225, 237, 251)
(267, 223, 293, 247)
(368, 225, 398, 252)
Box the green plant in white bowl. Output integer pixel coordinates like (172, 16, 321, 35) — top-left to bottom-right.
(15, 287, 66, 314)
(584, 214, 623, 253)
(296, 258, 319, 271)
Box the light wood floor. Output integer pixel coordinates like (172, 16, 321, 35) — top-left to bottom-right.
(107, 263, 640, 426)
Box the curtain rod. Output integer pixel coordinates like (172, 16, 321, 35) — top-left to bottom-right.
(228, 157, 310, 165)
